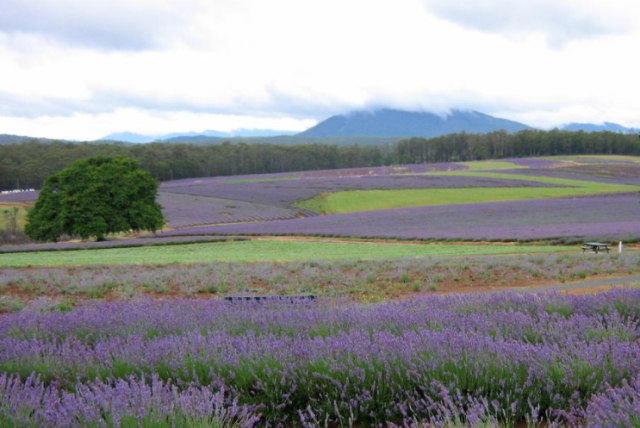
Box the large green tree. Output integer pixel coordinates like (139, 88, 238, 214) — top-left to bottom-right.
(25, 156, 165, 242)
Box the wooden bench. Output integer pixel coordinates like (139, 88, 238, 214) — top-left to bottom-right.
(224, 295, 317, 303)
(582, 242, 610, 254)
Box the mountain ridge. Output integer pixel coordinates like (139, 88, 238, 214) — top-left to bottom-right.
(561, 122, 638, 133)
(3, 109, 638, 145)
(99, 129, 298, 144)
(298, 109, 532, 138)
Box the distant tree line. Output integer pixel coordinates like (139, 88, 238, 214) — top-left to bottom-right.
(395, 129, 640, 163)
(1, 129, 638, 191)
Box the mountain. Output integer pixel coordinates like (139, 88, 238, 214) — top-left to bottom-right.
(561, 122, 638, 133)
(298, 109, 531, 138)
(99, 132, 158, 143)
(161, 135, 223, 143)
(99, 129, 298, 144)
(0, 134, 64, 144)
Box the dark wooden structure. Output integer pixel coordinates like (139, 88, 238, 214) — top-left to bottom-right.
(581, 242, 610, 254)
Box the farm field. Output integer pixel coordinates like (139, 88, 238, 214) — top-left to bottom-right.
(294, 173, 638, 214)
(1, 252, 638, 307)
(1, 155, 640, 427)
(0, 239, 573, 267)
(2, 155, 639, 241)
(159, 192, 640, 242)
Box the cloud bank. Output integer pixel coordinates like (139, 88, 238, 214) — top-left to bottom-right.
(0, 0, 639, 139)
(422, 0, 637, 45)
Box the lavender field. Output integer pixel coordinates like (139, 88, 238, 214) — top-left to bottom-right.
(1, 290, 640, 427)
(0, 191, 39, 203)
(157, 193, 640, 242)
(4, 156, 639, 238)
(157, 192, 309, 228)
(151, 155, 640, 236)
(0, 252, 638, 305)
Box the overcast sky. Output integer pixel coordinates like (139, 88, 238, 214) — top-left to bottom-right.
(1, 0, 639, 140)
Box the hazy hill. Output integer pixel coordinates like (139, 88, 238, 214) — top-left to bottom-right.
(161, 135, 223, 143)
(298, 109, 531, 138)
(562, 122, 638, 133)
(0, 134, 64, 144)
(100, 129, 298, 144)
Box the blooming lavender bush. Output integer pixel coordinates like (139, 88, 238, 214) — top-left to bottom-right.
(1, 290, 640, 426)
(0, 373, 259, 428)
(584, 376, 640, 427)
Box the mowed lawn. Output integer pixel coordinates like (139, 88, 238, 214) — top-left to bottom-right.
(296, 172, 639, 214)
(0, 240, 573, 267)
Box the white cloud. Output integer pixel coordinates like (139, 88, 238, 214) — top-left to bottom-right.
(1, 0, 640, 138)
(422, 0, 638, 46)
(0, 0, 213, 50)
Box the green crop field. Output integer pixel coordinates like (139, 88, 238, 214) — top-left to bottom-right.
(295, 172, 639, 214)
(0, 240, 573, 267)
(457, 160, 526, 170)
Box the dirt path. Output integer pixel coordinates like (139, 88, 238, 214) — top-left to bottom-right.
(513, 274, 640, 294)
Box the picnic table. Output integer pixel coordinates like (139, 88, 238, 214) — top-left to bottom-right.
(581, 242, 610, 254)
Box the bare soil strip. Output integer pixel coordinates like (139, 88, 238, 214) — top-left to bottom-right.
(513, 274, 640, 294)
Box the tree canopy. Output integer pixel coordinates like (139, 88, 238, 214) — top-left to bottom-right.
(25, 156, 165, 242)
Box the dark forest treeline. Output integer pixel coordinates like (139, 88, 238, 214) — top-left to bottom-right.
(1, 129, 638, 191)
(0, 141, 389, 191)
(396, 129, 640, 163)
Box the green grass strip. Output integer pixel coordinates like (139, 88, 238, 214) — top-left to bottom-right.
(457, 160, 527, 170)
(295, 172, 639, 214)
(0, 240, 572, 267)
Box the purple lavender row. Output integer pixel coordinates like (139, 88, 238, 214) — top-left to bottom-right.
(159, 163, 469, 189)
(0, 190, 39, 202)
(158, 192, 310, 228)
(496, 163, 640, 186)
(293, 162, 467, 178)
(0, 374, 259, 428)
(157, 193, 640, 241)
(0, 235, 240, 253)
(2, 371, 634, 427)
(1, 290, 640, 425)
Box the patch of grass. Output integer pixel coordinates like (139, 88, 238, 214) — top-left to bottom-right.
(457, 160, 527, 170)
(295, 172, 639, 214)
(0, 296, 24, 313)
(0, 240, 573, 267)
(0, 203, 29, 230)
